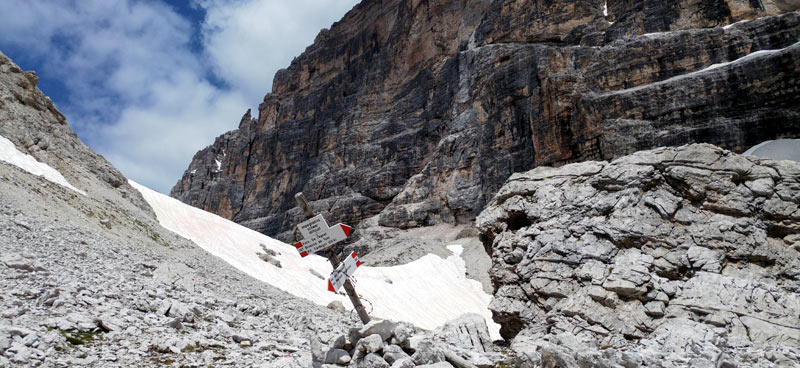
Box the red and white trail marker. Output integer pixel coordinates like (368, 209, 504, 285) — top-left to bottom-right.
(328, 251, 361, 293)
(293, 214, 352, 257)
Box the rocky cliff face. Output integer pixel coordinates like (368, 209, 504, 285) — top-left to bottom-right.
(171, 0, 800, 242)
(476, 144, 800, 366)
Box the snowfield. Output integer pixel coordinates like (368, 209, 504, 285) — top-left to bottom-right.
(131, 181, 502, 339)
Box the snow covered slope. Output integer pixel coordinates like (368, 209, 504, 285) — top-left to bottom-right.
(0, 135, 85, 195)
(130, 181, 502, 339)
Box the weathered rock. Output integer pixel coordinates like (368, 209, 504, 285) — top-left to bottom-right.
(324, 348, 351, 365)
(478, 144, 800, 366)
(391, 322, 415, 346)
(352, 334, 383, 361)
(349, 353, 389, 368)
(411, 340, 446, 365)
(360, 319, 397, 341)
(433, 313, 492, 352)
(390, 357, 415, 368)
(382, 344, 410, 365)
(172, 1, 800, 246)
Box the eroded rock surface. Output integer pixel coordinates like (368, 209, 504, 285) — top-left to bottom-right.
(477, 144, 800, 367)
(172, 0, 800, 243)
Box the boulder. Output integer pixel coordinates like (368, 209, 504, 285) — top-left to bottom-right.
(360, 319, 396, 341)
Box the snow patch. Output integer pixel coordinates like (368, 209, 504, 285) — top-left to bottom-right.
(603, 1, 608, 17)
(447, 244, 464, 257)
(130, 181, 501, 340)
(604, 45, 791, 96)
(0, 135, 85, 195)
(723, 19, 750, 30)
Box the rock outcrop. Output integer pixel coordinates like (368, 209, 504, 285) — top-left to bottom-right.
(477, 144, 800, 366)
(172, 0, 800, 243)
(0, 50, 152, 214)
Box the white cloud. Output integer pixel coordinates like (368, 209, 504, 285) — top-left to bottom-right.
(198, 0, 360, 100)
(0, 0, 359, 193)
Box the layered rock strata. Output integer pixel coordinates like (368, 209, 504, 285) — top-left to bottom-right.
(476, 144, 800, 366)
(171, 0, 800, 242)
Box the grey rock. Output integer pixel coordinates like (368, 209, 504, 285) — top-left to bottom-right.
(330, 334, 347, 350)
(349, 353, 389, 368)
(391, 323, 414, 346)
(433, 313, 492, 352)
(352, 334, 383, 361)
(382, 344, 410, 365)
(323, 348, 351, 365)
(478, 144, 800, 366)
(412, 340, 445, 365)
(360, 319, 397, 342)
(390, 357, 415, 368)
(166, 318, 183, 330)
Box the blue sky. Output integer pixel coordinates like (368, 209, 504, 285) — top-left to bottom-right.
(0, 0, 360, 193)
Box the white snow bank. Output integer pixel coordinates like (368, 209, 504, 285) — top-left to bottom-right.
(0, 135, 85, 195)
(744, 139, 800, 162)
(131, 181, 501, 340)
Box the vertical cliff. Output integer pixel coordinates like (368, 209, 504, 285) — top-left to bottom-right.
(171, 0, 800, 241)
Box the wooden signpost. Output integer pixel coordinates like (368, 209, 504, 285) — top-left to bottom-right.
(293, 192, 371, 324)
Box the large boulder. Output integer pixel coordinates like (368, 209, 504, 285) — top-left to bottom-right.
(477, 144, 800, 366)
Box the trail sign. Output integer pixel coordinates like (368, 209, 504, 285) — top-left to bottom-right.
(293, 193, 371, 324)
(293, 214, 352, 257)
(328, 252, 362, 292)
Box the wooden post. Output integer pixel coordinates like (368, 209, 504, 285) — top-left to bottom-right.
(295, 193, 371, 324)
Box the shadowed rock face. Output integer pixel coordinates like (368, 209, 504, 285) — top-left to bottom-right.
(170, 0, 800, 241)
(477, 144, 800, 366)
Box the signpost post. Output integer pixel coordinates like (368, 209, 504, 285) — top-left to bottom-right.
(294, 192, 371, 324)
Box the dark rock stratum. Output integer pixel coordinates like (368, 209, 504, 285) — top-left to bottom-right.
(171, 0, 800, 242)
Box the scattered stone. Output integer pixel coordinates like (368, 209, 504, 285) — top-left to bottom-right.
(327, 300, 346, 313)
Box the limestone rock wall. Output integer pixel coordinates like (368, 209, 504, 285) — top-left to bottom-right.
(171, 0, 800, 242)
(476, 144, 800, 366)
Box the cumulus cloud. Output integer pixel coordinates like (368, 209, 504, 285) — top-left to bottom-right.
(197, 0, 359, 100)
(0, 0, 359, 193)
